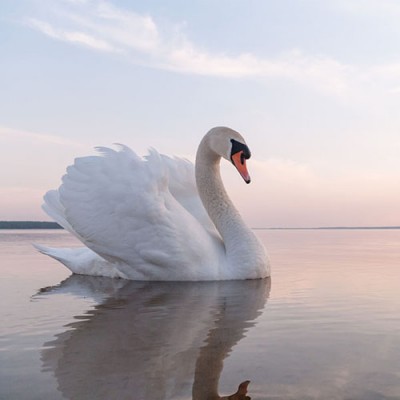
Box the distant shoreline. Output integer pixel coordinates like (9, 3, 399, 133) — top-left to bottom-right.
(0, 221, 62, 229)
(1, 221, 400, 230)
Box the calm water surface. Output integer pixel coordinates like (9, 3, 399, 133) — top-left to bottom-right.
(1, 229, 400, 399)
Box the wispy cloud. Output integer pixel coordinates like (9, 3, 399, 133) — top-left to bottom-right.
(21, 0, 400, 99)
(25, 2, 161, 54)
(22, 1, 354, 97)
(0, 126, 85, 147)
(27, 18, 120, 53)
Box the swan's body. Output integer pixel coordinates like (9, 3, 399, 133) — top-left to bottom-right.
(36, 127, 270, 280)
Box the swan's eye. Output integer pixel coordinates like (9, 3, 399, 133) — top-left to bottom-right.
(230, 139, 251, 164)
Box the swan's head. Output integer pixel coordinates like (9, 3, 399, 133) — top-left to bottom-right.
(207, 127, 252, 184)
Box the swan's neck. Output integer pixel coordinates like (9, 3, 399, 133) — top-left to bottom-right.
(195, 139, 260, 271)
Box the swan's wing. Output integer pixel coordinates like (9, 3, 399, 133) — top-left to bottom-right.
(44, 145, 221, 279)
(44, 150, 216, 238)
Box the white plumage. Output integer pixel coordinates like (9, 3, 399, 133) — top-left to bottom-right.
(36, 127, 270, 280)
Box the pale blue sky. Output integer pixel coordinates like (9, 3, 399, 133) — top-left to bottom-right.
(1, 0, 400, 226)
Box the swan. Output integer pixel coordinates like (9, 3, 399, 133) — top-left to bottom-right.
(35, 127, 270, 280)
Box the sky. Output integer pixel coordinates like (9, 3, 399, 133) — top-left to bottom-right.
(1, 0, 400, 227)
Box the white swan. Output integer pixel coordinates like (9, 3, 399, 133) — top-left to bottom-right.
(36, 127, 270, 280)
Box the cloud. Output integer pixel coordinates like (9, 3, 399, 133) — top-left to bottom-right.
(25, 2, 161, 54)
(26, 18, 120, 53)
(21, 1, 400, 101)
(166, 45, 351, 96)
(0, 126, 85, 147)
(22, 0, 353, 97)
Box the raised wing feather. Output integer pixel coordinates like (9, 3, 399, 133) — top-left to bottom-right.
(45, 145, 221, 280)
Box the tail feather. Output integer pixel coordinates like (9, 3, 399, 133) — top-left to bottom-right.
(33, 244, 125, 278)
(33, 243, 73, 264)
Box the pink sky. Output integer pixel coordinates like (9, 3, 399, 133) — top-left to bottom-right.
(1, 1, 400, 227)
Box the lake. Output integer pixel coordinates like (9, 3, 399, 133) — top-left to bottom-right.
(1, 229, 400, 399)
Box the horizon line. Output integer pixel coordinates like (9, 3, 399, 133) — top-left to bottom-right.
(1, 221, 400, 230)
(253, 226, 400, 230)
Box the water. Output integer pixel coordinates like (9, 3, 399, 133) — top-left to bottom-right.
(1, 229, 400, 399)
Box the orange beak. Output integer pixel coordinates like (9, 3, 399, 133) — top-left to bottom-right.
(232, 151, 251, 184)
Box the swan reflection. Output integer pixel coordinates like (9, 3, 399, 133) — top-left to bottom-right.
(40, 276, 270, 399)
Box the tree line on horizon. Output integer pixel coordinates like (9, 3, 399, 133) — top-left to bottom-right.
(0, 221, 62, 229)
